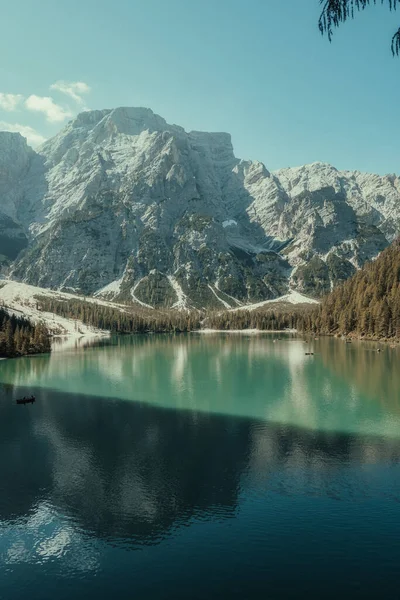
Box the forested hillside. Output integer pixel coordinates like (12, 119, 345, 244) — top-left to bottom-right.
(0, 308, 51, 357)
(304, 240, 400, 339)
(36, 297, 201, 333)
(204, 306, 314, 331)
(207, 240, 400, 340)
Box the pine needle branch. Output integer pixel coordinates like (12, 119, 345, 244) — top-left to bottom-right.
(319, 0, 400, 54)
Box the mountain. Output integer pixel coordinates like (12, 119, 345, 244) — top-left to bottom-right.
(0, 106, 399, 309)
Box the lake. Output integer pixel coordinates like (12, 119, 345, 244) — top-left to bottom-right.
(1, 333, 400, 599)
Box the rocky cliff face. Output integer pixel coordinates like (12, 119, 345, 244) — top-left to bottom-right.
(0, 133, 33, 263)
(1, 107, 399, 308)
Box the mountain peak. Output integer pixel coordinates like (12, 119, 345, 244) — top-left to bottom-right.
(72, 109, 111, 128)
(100, 106, 184, 136)
(0, 130, 31, 150)
(70, 106, 186, 138)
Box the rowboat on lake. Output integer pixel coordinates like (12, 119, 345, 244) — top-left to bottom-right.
(16, 396, 35, 405)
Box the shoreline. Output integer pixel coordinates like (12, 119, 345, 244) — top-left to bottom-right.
(196, 329, 400, 345)
(196, 328, 297, 335)
(52, 331, 110, 340)
(320, 332, 400, 346)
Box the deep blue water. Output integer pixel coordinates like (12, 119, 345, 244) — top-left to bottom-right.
(1, 334, 400, 599)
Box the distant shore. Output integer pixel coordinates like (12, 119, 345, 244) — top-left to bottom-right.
(196, 328, 297, 335)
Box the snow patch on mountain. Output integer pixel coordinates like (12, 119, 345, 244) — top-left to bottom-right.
(207, 284, 231, 308)
(131, 279, 154, 309)
(94, 276, 123, 298)
(215, 282, 243, 306)
(231, 290, 319, 312)
(0, 280, 111, 336)
(222, 219, 237, 228)
(167, 275, 189, 309)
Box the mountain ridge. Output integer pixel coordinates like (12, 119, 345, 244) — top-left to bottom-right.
(0, 107, 399, 309)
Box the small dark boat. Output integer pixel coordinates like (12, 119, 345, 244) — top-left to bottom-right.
(305, 352, 314, 356)
(16, 395, 35, 405)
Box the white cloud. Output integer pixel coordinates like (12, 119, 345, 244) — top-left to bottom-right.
(0, 80, 91, 141)
(0, 121, 46, 147)
(0, 93, 23, 111)
(50, 80, 91, 105)
(25, 95, 72, 123)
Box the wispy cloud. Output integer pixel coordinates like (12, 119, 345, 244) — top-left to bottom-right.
(0, 79, 92, 146)
(0, 93, 23, 111)
(50, 80, 91, 106)
(24, 95, 73, 123)
(0, 121, 46, 147)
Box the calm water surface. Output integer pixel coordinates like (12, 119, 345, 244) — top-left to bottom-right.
(1, 333, 400, 599)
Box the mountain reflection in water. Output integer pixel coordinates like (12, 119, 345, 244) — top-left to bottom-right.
(1, 334, 400, 437)
(1, 335, 400, 599)
(1, 385, 400, 540)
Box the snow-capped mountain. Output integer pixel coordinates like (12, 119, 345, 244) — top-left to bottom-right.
(0, 106, 398, 308)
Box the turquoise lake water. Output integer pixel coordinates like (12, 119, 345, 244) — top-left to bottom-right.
(1, 333, 400, 599)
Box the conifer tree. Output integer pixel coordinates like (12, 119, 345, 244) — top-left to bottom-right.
(0, 308, 51, 358)
(319, 0, 400, 55)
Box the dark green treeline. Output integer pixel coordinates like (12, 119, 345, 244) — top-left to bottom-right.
(0, 308, 51, 358)
(36, 297, 201, 333)
(209, 240, 400, 340)
(306, 240, 400, 339)
(204, 307, 313, 331)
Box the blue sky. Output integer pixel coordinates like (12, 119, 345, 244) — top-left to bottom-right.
(1, 0, 399, 173)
